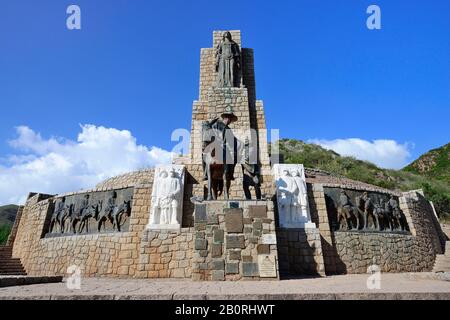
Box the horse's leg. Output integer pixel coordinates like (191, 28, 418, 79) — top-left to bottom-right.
(207, 165, 213, 201)
(60, 218, 65, 234)
(363, 211, 368, 230)
(375, 214, 380, 231)
(212, 180, 218, 200)
(117, 214, 122, 232)
(224, 172, 230, 200)
(354, 209, 360, 230)
(78, 219, 83, 233)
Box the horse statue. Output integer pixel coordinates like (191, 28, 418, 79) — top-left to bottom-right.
(373, 199, 389, 231)
(58, 203, 74, 234)
(337, 191, 360, 230)
(356, 193, 376, 230)
(49, 198, 66, 233)
(78, 200, 103, 234)
(111, 200, 132, 232)
(96, 205, 114, 232)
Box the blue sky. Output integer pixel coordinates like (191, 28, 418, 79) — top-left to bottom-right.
(0, 0, 449, 203)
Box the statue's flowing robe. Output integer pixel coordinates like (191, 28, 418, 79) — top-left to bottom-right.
(293, 176, 308, 208)
(216, 40, 240, 87)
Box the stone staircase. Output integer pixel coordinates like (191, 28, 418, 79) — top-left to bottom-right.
(0, 246, 27, 276)
(432, 241, 450, 273)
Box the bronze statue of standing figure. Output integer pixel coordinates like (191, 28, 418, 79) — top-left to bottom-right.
(202, 107, 238, 200)
(215, 31, 241, 87)
(241, 137, 262, 200)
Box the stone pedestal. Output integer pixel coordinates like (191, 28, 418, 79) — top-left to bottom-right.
(191, 200, 279, 281)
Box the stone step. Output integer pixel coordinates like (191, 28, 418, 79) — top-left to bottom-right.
(0, 269, 26, 273)
(0, 265, 25, 269)
(0, 263, 24, 268)
(0, 248, 27, 276)
(0, 261, 23, 265)
(432, 254, 450, 272)
(0, 267, 26, 271)
(0, 271, 27, 276)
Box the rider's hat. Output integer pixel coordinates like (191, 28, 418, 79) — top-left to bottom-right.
(220, 105, 238, 123)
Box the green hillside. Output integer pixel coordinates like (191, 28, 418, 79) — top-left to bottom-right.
(0, 204, 19, 226)
(404, 143, 450, 184)
(275, 139, 450, 221)
(0, 204, 19, 245)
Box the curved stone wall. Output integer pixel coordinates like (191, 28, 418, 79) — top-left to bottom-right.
(95, 169, 154, 190)
(309, 183, 444, 275)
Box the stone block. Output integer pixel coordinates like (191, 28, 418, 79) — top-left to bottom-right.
(195, 223, 206, 231)
(195, 204, 207, 222)
(196, 231, 205, 239)
(226, 262, 239, 274)
(228, 250, 241, 261)
(207, 214, 218, 225)
(253, 230, 262, 237)
(211, 244, 222, 258)
(212, 270, 225, 281)
(213, 229, 224, 243)
(226, 235, 245, 249)
(224, 209, 244, 233)
(242, 256, 253, 262)
(257, 244, 270, 254)
(172, 268, 185, 278)
(210, 259, 225, 270)
(253, 220, 263, 231)
(249, 236, 259, 244)
(242, 262, 259, 277)
(248, 205, 267, 218)
(195, 239, 207, 250)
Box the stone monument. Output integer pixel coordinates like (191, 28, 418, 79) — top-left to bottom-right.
(6, 30, 446, 281)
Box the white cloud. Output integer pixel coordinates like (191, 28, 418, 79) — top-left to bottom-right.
(0, 125, 174, 205)
(308, 138, 412, 169)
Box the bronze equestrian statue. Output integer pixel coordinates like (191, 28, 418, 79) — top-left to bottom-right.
(202, 107, 238, 200)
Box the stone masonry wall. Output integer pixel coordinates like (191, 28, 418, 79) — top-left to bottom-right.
(6, 205, 24, 246)
(191, 200, 279, 281)
(276, 228, 325, 276)
(12, 181, 154, 278)
(136, 228, 194, 279)
(309, 184, 443, 274)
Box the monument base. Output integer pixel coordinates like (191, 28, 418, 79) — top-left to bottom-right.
(146, 223, 181, 231)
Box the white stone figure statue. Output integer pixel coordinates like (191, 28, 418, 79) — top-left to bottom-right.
(147, 165, 185, 230)
(276, 169, 298, 225)
(273, 164, 315, 228)
(291, 168, 309, 222)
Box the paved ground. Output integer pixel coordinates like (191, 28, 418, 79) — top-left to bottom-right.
(0, 273, 449, 300)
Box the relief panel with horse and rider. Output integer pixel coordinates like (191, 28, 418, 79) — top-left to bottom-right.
(324, 187, 410, 233)
(45, 187, 134, 237)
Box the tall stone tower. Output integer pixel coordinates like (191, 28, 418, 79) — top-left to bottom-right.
(181, 30, 274, 226)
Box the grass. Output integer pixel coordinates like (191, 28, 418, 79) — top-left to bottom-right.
(0, 224, 11, 245)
